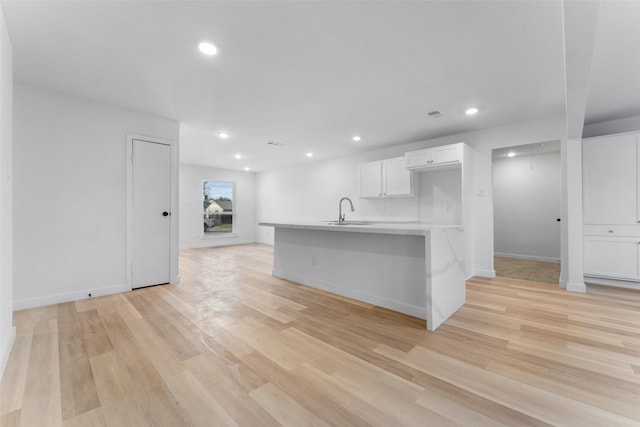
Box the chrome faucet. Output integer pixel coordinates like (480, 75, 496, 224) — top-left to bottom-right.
(338, 197, 355, 224)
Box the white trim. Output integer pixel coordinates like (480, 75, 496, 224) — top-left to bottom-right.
(494, 252, 561, 263)
(474, 269, 496, 278)
(202, 233, 239, 239)
(566, 281, 586, 293)
(126, 134, 180, 289)
(13, 284, 129, 311)
(273, 269, 427, 320)
(0, 326, 15, 381)
(584, 276, 640, 290)
(180, 239, 255, 250)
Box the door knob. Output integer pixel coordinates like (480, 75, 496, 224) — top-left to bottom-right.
(162, 211, 169, 217)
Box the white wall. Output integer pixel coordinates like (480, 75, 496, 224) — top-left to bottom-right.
(0, 3, 14, 379)
(418, 169, 462, 225)
(256, 150, 422, 245)
(493, 150, 561, 262)
(179, 164, 256, 249)
(13, 84, 179, 309)
(257, 115, 566, 277)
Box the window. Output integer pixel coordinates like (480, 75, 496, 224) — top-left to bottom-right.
(203, 181, 234, 235)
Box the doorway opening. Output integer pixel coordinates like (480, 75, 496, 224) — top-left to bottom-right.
(492, 141, 561, 284)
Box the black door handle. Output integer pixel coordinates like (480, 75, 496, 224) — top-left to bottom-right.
(162, 211, 169, 217)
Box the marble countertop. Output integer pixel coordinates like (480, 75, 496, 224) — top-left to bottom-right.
(258, 221, 463, 236)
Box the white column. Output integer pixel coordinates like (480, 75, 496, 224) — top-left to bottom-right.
(560, 138, 586, 292)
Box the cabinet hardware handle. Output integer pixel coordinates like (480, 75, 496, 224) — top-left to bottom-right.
(608, 230, 614, 233)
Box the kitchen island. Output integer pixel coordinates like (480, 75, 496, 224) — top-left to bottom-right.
(259, 221, 465, 331)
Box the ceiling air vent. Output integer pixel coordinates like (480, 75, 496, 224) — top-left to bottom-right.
(427, 110, 442, 118)
(266, 141, 285, 147)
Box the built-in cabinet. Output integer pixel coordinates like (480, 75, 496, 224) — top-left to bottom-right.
(583, 131, 640, 284)
(357, 142, 474, 278)
(359, 157, 413, 198)
(405, 144, 462, 171)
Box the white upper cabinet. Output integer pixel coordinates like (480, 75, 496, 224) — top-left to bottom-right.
(359, 157, 413, 198)
(406, 143, 462, 171)
(583, 133, 640, 225)
(359, 161, 383, 198)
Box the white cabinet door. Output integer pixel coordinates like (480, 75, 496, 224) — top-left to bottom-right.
(406, 149, 431, 169)
(359, 161, 382, 198)
(584, 237, 640, 280)
(383, 157, 413, 196)
(406, 143, 462, 171)
(583, 134, 639, 225)
(430, 145, 461, 166)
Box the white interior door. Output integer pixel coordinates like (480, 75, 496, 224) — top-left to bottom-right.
(132, 139, 171, 288)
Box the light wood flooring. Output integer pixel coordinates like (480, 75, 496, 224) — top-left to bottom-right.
(1, 244, 640, 426)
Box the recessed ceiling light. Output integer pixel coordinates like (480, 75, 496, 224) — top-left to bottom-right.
(465, 107, 479, 116)
(352, 136, 362, 142)
(234, 154, 242, 159)
(218, 132, 229, 139)
(244, 167, 250, 171)
(507, 151, 516, 157)
(198, 42, 218, 56)
(306, 152, 313, 157)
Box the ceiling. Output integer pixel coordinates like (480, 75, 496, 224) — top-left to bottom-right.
(1, 1, 637, 172)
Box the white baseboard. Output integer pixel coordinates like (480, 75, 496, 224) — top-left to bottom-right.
(566, 281, 587, 293)
(584, 276, 640, 290)
(0, 326, 16, 381)
(494, 252, 560, 263)
(179, 239, 256, 250)
(13, 283, 130, 311)
(474, 269, 496, 278)
(273, 269, 426, 320)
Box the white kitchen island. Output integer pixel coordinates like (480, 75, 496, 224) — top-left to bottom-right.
(259, 221, 465, 331)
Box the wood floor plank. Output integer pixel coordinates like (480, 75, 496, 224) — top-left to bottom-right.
(57, 303, 101, 421)
(19, 329, 62, 427)
(0, 409, 21, 427)
(89, 351, 149, 427)
(0, 335, 32, 414)
(100, 311, 168, 392)
(62, 407, 106, 427)
(249, 382, 332, 427)
(239, 351, 371, 427)
(2, 244, 639, 426)
(163, 369, 239, 427)
(184, 353, 281, 426)
(377, 343, 639, 427)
